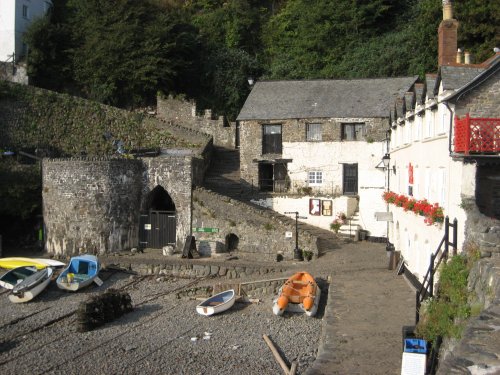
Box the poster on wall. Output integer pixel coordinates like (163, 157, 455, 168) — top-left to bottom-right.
(309, 199, 321, 216)
(322, 200, 332, 216)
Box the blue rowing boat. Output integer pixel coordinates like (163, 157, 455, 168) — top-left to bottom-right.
(56, 254, 102, 291)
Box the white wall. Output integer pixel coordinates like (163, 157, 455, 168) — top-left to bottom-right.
(249, 140, 389, 237)
(389, 97, 473, 279)
(0, 0, 50, 61)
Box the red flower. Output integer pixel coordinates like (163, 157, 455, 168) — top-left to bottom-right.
(383, 191, 444, 226)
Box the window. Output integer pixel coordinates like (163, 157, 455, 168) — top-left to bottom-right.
(341, 123, 365, 141)
(306, 123, 322, 141)
(22, 5, 29, 19)
(308, 171, 323, 185)
(262, 124, 282, 154)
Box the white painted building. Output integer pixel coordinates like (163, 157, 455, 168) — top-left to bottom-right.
(387, 2, 500, 280)
(0, 0, 51, 62)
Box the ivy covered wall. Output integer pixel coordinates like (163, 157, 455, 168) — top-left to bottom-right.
(0, 81, 204, 157)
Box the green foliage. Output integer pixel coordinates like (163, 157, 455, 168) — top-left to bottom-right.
(416, 255, 474, 343)
(0, 160, 41, 218)
(21, 0, 499, 115)
(0, 81, 199, 157)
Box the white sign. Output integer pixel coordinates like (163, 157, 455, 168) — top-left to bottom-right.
(285, 231, 293, 238)
(144, 224, 151, 230)
(375, 212, 393, 222)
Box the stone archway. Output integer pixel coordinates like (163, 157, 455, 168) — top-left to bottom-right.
(139, 185, 177, 249)
(225, 233, 239, 251)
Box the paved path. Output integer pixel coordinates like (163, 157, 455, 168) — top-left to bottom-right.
(302, 240, 416, 375)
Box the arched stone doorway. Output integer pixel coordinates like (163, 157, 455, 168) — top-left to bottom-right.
(139, 186, 177, 249)
(225, 233, 239, 252)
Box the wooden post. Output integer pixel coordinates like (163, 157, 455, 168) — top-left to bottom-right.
(263, 334, 290, 374)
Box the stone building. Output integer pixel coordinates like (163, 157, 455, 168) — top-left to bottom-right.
(42, 153, 200, 256)
(236, 77, 417, 238)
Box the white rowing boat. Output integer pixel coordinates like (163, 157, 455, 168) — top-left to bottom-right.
(196, 289, 236, 316)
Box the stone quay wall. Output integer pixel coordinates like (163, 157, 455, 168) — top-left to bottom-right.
(192, 188, 319, 260)
(157, 95, 236, 148)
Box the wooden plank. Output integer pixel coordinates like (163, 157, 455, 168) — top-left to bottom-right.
(263, 334, 289, 375)
(240, 277, 288, 286)
(289, 361, 298, 375)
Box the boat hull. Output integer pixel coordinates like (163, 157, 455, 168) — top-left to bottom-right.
(8, 267, 53, 303)
(272, 272, 321, 317)
(56, 255, 101, 292)
(0, 266, 38, 289)
(0, 257, 48, 270)
(196, 289, 236, 316)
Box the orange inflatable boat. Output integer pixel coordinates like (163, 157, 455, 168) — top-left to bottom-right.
(272, 271, 320, 317)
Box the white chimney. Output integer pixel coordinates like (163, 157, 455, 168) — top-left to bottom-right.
(456, 48, 463, 64)
(464, 51, 471, 64)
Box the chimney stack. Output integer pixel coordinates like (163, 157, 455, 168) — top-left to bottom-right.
(438, 1, 459, 66)
(456, 48, 462, 64)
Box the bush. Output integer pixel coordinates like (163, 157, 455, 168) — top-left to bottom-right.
(416, 255, 473, 343)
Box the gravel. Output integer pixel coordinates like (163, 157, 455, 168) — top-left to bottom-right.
(0, 271, 325, 375)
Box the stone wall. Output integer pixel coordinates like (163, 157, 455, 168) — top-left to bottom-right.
(462, 196, 500, 256)
(436, 255, 500, 374)
(239, 117, 388, 188)
(192, 188, 319, 260)
(43, 158, 144, 255)
(141, 155, 193, 250)
(454, 69, 500, 118)
(43, 155, 196, 255)
(157, 95, 236, 148)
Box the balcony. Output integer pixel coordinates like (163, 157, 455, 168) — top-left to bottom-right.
(454, 114, 500, 155)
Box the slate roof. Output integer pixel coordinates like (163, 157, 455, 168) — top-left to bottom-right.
(237, 77, 418, 121)
(445, 54, 500, 102)
(439, 66, 485, 91)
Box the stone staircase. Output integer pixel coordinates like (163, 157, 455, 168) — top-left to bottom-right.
(203, 146, 243, 197)
(338, 210, 363, 239)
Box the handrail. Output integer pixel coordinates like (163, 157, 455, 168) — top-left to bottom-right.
(415, 217, 457, 324)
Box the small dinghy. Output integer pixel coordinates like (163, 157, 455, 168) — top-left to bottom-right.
(272, 272, 321, 317)
(56, 254, 102, 292)
(0, 266, 53, 303)
(196, 289, 236, 316)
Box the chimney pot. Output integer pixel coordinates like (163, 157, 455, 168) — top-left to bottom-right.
(464, 51, 471, 64)
(456, 48, 463, 64)
(443, 1, 453, 20)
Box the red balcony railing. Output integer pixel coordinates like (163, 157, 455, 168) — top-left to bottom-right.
(454, 114, 500, 155)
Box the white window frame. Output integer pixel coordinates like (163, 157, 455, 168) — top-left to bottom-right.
(308, 171, 323, 186)
(306, 123, 322, 141)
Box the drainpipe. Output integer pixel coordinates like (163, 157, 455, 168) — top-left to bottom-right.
(444, 102, 454, 156)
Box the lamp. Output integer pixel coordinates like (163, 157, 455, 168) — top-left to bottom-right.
(382, 153, 390, 168)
